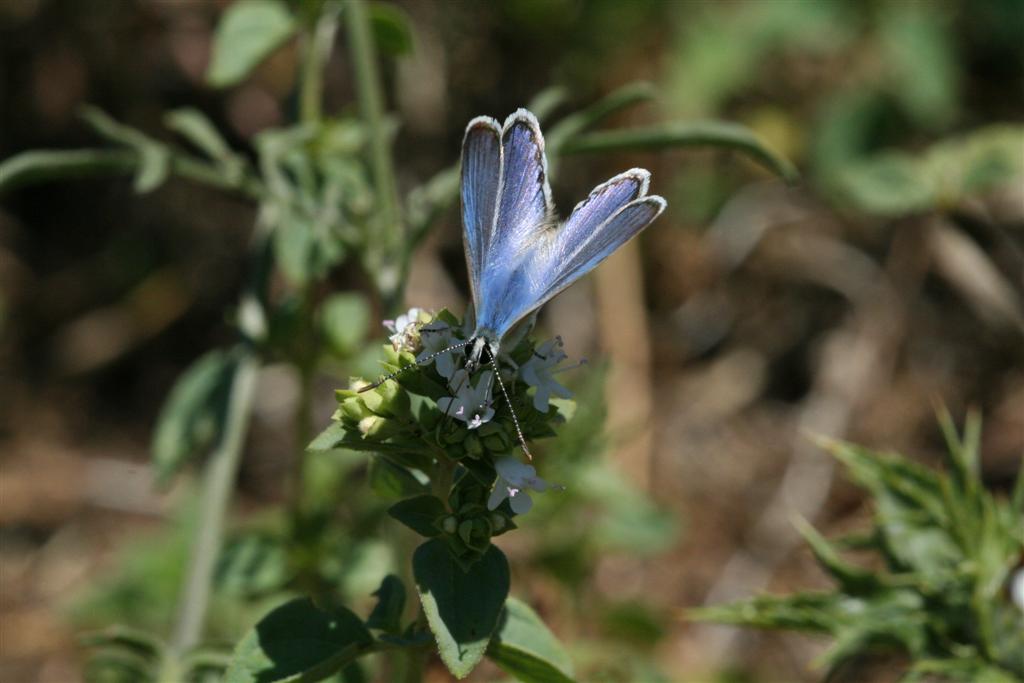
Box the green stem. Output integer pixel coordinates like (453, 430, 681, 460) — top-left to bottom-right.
(169, 352, 260, 657)
(299, 2, 340, 124)
(345, 0, 404, 313)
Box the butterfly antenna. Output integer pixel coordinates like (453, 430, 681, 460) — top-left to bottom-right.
(489, 356, 533, 460)
(358, 340, 472, 393)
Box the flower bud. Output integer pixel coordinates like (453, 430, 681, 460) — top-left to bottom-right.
(441, 516, 458, 535)
(339, 397, 368, 423)
(464, 432, 483, 457)
(358, 415, 385, 437)
(490, 513, 507, 532)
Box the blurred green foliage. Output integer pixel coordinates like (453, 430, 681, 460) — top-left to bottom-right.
(692, 412, 1024, 681)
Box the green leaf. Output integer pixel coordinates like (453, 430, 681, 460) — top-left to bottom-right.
(224, 598, 372, 683)
(413, 539, 510, 679)
(0, 149, 136, 192)
(207, 0, 298, 88)
(527, 86, 570, 123)
(487, 597, 575, 683)
(308, 422, 348, 452)
(151, 349, 239, 486)
(79, 624, 165, 660)
(273, 215, 315, 286)
(366, 574, 406, 635)
(80, 106, 171, 193)
(163, 107, 246, 183)
(369, 457, 428, 500)
(835, 152, 934, 216)
(216, 532, 289, 598)
(560, 120, 799, 184)
(321, 293, 371, 358)
(387, 495, 447, 537)
(369, 2, 413, 56)
(545, 81, 657, 156)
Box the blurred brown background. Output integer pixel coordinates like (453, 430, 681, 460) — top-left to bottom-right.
(1, 0, 1022, 681)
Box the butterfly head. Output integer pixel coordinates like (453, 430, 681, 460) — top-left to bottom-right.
(465, 333, 499, 375)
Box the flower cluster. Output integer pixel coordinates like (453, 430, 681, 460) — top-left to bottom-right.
(327, 308, 572, 563)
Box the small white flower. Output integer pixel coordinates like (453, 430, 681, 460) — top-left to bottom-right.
(519, 337, 572, 412)
(487, 456, 558, 515)
(383, 307, 425, 351)
(437, 369, 495, 428)
(416, 321, 459, 379)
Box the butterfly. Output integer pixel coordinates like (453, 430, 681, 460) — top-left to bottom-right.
(460, 108, 666, 371)
(365, 109, 666, 453)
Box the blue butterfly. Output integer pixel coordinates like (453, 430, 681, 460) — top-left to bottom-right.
(364, 109, 665, 453)
(461, 108, 666, 371)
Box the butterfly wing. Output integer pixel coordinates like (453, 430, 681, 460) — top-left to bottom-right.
(485, 168, 666, 337)
(467, 110, 554, 337)
(460, 116, 503, 307)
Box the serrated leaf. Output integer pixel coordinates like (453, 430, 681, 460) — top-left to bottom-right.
(151, 349, 239, 486)
(207, 0, 297, 88)
(321, 293, 371, 357)
(224, 598, 372, 683)
(387, 494, 447, 537)
(413, 539, 510, 679)
(487, 597, 575, 683)
(366, 574, 406, 634)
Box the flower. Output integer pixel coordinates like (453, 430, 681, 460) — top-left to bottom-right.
(383, 307, 425, 351)
(487, 456, 558, 515)
(437, 368, 495, 428)
(416, 320, 459, 379)
(519, 337, 572, 412)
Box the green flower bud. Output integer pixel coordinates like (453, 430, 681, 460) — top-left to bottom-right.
(340, 397, 369, 423)
(490, 513, 507, 532)
(482, 428, 511, 453)
(441, 516, 458, 535)
(464, 432, 483, 457)
(359, 390, 384, 414)
(358, 415, 386, 437)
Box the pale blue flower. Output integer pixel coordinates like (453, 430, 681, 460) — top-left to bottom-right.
(437, 368, 494, 428)
(487, 456, 556, 515)
(416, 320, 458, 379)
(519, 337, 572, 412)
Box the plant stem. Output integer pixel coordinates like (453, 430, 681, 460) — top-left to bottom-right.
(299, 2, 340, 124)
(169, 352, 260, 657)
(345, 0, 404, 313)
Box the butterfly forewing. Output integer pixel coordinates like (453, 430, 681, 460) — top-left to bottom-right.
(461, 117, 503, 304)
(473, 111, 553, 335)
